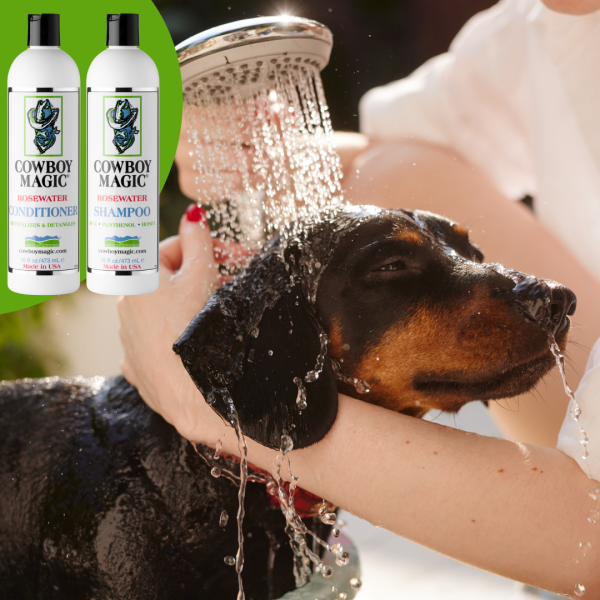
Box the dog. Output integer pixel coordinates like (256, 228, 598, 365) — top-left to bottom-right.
(0, 206, 576, 599)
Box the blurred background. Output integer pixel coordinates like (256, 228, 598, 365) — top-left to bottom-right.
(2, 2, 547, 598)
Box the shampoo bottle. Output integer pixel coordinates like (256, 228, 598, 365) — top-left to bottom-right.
(86, 14, 159, 295)
(7, 14, 80, 295)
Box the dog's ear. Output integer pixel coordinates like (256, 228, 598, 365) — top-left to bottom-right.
(174, 252, 338, 452)
(232, 283, 338, 450)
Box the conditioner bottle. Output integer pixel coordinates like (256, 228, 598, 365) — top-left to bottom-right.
(8, 14, 80, 295)
(87, 14, 159, 295)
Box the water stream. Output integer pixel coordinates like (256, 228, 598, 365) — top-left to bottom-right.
(547, 331, 595, 598)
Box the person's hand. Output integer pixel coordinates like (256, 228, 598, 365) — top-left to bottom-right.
(117, 204, 248, 443)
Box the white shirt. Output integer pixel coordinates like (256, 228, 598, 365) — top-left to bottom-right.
(359, 0, 600, 283)
(359, 0, 600, 479)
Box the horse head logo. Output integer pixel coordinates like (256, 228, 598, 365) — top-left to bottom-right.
(27, 99, 60, 155)
(106, 99, 139, 154)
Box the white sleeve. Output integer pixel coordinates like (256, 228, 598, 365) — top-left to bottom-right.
(359, 0, 537, 201)
(557, 338, 600, 481)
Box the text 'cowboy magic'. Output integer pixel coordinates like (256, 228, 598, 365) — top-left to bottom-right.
(15, 160, 73, 188)
(93, 159, 152, 188)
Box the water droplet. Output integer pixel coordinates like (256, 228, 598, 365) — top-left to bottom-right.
(571, 404, 582, 420)
(250, 326, 259, 338)
(321, 565, 333, 578)
(588, 509, 599, 523)
(335, 551, 350, 566)
(315, 262, 321, 269)
(579, 541, 592, 556)
(354, 379, 370, 394)
(219, 510, 229, 527)
(280, 434, 294, 455)
(575, 583, 586, 597)
(211, 467, 221, 478)
(589, 491, 598, 501)
(224, 556, 236, 566)
(213, 440, 222, 460)
(581, 431, 589, 446)
(268, 349, 273, 356)
(331, 543, 343, 556)
(349, 577, 362, 590)
(321, 512, 337, 525)
(342, 343, 350, 351)
(294, 377, 308, 410)
(331, 528, 340, 538)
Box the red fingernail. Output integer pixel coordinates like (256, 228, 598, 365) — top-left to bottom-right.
(186, 203, 207, 223)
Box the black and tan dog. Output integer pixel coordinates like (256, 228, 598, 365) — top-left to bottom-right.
(0, 206, 576, 599)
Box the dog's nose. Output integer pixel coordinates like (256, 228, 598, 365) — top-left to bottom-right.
(548, 286, 577, 338)
(513, 276, 576, 338)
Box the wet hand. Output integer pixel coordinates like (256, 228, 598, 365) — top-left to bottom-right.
(118, 205, 249, 443)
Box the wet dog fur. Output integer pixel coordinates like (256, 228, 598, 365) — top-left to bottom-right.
(0, 206, 576, 599)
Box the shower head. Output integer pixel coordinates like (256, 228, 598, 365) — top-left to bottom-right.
(176, 16, 333, 97)
(176, 16, 340, 247)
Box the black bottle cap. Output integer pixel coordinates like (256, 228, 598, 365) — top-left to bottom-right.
(107, 14, 139, 47)
(28, 14, 60, 47)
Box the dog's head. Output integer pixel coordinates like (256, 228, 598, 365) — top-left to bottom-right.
(174, 206, 576, 450)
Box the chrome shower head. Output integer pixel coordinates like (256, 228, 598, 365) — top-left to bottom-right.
(176, 16, 333, 98)
(176, 16, 341, 248)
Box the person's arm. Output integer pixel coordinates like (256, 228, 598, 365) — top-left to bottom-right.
(238, 396, 600, 600)
(119, 213, 600, 599)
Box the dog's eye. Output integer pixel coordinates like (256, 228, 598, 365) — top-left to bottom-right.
(378, 260, 407, 271)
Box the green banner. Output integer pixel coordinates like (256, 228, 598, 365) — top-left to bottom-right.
(1, 1, 182, 313)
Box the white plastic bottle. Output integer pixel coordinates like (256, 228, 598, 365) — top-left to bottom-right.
(7, 14, 80, 295)
(86, 14, 159, 295)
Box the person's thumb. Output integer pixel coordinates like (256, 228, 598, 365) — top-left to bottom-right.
(178, 203, 216, 277)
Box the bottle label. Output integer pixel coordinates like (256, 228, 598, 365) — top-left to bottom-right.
(8, 91, 79, 273)
(87, 91, 158, 273)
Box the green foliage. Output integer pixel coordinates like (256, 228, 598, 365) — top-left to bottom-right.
(0, 306, 48, 380)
